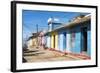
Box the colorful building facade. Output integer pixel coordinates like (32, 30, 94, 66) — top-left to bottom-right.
(45, 15, 91, 57)
(27, 31, 46, 50)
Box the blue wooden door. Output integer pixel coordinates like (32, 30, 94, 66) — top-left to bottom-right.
(63, 32, 66, 51)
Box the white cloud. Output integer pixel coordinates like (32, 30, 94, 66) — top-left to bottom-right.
(54, 18, 59, 22)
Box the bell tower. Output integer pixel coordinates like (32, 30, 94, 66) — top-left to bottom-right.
(47, 17, 53, 32)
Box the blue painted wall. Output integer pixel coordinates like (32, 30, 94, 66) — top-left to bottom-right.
(59, 33, 64, 51)
(58, 27, 82, 54)
(87, 31, 91, 56)
(66, 27, 81, 54)
(58, 30, 67, 52)
(72, 32, 81, 54)
(46, 22, 91, 57)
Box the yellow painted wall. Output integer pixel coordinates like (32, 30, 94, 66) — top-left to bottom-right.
(55, 34, 58, 50)
(51, 35, 54, 48)
(50, 32, 58, 49)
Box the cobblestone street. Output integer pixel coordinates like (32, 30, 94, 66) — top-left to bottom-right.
(23, 48, 90, 63)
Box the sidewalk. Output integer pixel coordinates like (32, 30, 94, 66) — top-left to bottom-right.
(23, 48, 90, 63)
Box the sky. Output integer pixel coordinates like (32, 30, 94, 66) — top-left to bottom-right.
(22, 10, 89, 40)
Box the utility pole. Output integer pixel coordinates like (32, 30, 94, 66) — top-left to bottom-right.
(36, 24, 38, 33)
(36, 24, 38, 49)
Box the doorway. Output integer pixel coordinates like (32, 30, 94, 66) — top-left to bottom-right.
(53, 35, 55, 48)
(81, 27, 87, 52)
(63, 32, 66, 50)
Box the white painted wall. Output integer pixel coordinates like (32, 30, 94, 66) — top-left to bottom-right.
(47, 36, 51, 48)
(49, 23, 52, 31)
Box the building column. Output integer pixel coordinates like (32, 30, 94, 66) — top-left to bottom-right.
(55, 34, 58, 50)
(51, 35, 54, 48)
(59, 33, 64, 52)
(87, 31, 91, 56)
(66, 33, 71, 52)
(47, 36, 51, 48)
(74, 32, 81, 54)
